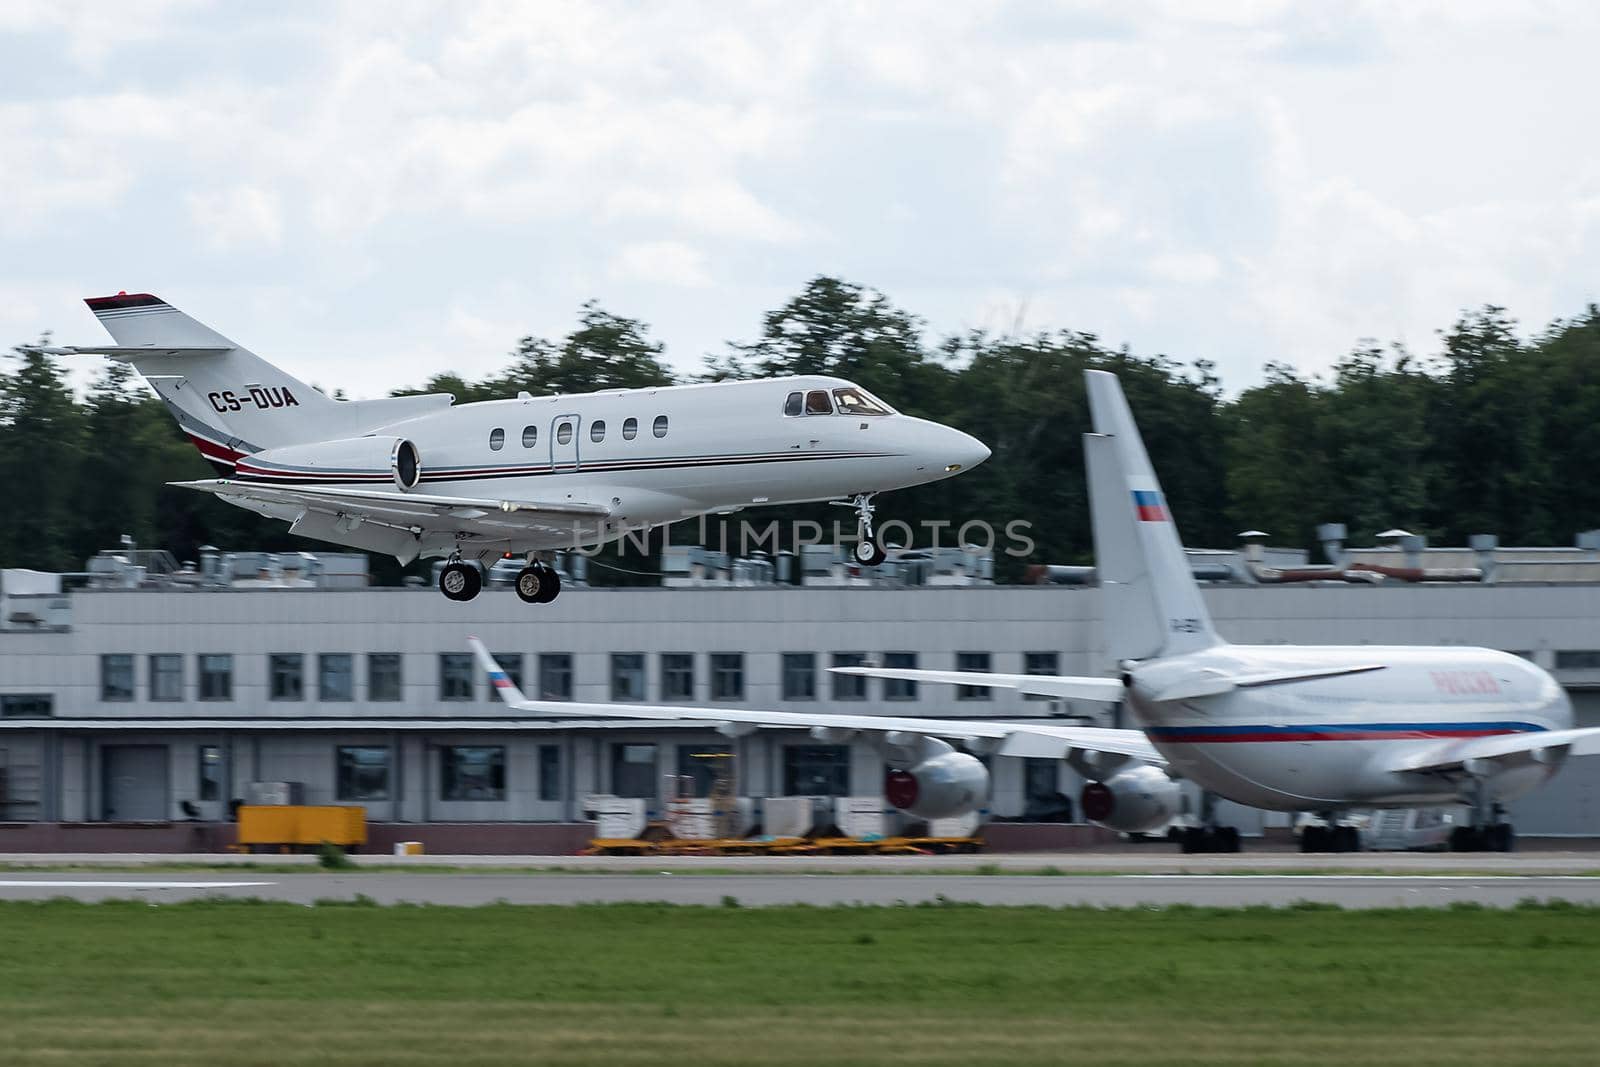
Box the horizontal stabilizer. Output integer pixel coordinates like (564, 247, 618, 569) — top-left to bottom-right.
(21, 344, 233, 359)
(827, 666, 1125, 703)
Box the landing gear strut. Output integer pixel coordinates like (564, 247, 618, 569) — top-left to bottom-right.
(1177, 792, 1241, 853)
(438, 556, 482, 602)
(1450, 784, 1516, 852)
(839, 493, 887, 566)
(514, 557, 561, 605)
(1300, 814, 1362, 853)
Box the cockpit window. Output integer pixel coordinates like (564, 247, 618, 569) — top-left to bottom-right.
(832, 387, 894, 416)
(783, 391, 803, 417)
(804, 390, 833, 415)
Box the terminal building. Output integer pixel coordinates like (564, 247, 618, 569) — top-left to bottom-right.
(2, 533, 1600, 851)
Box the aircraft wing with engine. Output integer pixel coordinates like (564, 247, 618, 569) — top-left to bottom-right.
(174, 479, 612, 564)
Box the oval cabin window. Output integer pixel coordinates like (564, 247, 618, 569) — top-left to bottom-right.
(521, 425, 537, 448)
(590, 420, 606, 443)
(489, 428, 505, 451)
(652, 415, 669, 438)
(556, 423, 573, 445)
(622, 417, 638, 440)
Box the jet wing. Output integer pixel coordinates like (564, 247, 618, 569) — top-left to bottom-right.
(827, 666, 1126, 703)
(1383, 727, 1600, 775)
(470, 640, 1163, 765)
(172, 479, 612, 562)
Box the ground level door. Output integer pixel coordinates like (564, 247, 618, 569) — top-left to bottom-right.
(102, 744, 169, 821)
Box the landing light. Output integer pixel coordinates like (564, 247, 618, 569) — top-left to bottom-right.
(945, 463, 962, 473)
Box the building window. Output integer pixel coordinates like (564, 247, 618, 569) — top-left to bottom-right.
(1023, 651, 1059, 702)
(710, 653, 744, 701)
(198, 745, 223, 803)
(784, 745, 850, 796)
(590, 420, 606, 443)
(831, 652, 868, 701)
(0, 694, 53, 717)
(883, 652, 918, 701)
(337, 746, 390, 801)
(610, 743, 657, 798)
(100, 654, 134, 702)
(611, 653, 646, 702)
(782, 653, 817, 701)
(956, 651, 992, 701)
(368, 653, 402, 702)
(269, 654, 304, 701)
(489, 427, 505, 451)
(485, 653, 523, 700)
(440, 746, 505, 801)
(319, 653, 354, 702)
(622, 417, 638, 440)
(538, 744, 562, 802)
(652, 414, 668, 438)
(539, 653, 573, 701)
(522, 425, 538, 448)
(783, 391, 803, 416)
(149, 654, 183, 702)
(661, 653, 695, 702)
(1023, 759, 1069, 820)
(439, 653, 475, 701)
(676, 744, 731, 797)
(198, 654, 232, 701)
(1555, 650, 1600, 670)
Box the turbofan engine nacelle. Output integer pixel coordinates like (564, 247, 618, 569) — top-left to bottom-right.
(1080, 764, 1181, 834)
(238, 436, 421, 491)
(884, 752, 989, 820)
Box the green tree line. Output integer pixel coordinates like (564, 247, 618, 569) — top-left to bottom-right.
(4, 277, 1599, 581)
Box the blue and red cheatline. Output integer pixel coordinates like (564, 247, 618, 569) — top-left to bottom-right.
(1131, 489, 1168, 522)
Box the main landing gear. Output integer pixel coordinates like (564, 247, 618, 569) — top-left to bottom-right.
(840, 493, 887, 567)
(1451, 785, 1516, 852)
(513, 559, 561, 605)
(1177, 792, 1241, 853)
(1300, 818, 1362, 853)
(438, 559, 482, 603)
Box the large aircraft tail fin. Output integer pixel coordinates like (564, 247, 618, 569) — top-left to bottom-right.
(86, 293, 339, 467)
(1084, 369, 1222, 661)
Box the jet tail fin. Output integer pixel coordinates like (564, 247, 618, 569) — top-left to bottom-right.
(1084, 369, 1222, 661)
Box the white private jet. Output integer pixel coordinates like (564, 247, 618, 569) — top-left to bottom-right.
(471, 369, 1600, 854)
(31, 293, 989, 603)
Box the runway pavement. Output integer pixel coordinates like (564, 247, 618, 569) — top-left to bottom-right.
(0, 870, 1596, 907)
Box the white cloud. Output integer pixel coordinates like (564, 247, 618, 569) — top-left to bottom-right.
(186, 186, 283, 250)
(607, 241, 713, 289)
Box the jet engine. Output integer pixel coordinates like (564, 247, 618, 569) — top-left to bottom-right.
(884, 751, 989, 820)
(1079, 764, 1181, 834)
(236, 436, 422, 491)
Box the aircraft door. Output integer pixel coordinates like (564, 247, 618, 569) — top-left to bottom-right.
(551, 414, 580, 471)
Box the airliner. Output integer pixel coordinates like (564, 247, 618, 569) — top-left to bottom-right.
(471, 370, 1600, 854)
(30, 293, 989, 603)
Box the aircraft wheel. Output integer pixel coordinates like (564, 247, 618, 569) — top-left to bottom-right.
(534, 566, 561, 603)
(1220, 826, 1242, 853)
(514, 565, 544, 604)
(439, 561, 481, 602)
(1449, 825, 1482, 852)
(1300, 826, 1322, 853)
(1488, 823, 1515, 852)
(853, 536, 887, 567)
(1336, 825, 1360, 853)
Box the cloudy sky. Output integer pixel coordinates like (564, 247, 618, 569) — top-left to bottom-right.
(3, 1, 1597, 398)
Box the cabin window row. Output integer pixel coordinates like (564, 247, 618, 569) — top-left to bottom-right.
(490, 416, 668, 451)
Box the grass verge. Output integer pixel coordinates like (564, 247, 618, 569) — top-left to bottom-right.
(0, 900, 1597, 1065)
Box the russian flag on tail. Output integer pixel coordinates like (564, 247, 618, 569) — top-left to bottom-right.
(490, 671, 515, 690)
(1131, 490, 1168, 522)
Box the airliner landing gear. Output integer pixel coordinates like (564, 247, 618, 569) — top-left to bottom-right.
(1300, 822, 1362, 853)
(439, 559, 482, 602)
(1178, 793, 1241, 853)
(841, 493, 887, 567)
(1451, 792, 1516, 852)
(514, 559, 561, 605)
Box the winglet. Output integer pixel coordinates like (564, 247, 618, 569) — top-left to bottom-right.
(469, 636, 528, 705)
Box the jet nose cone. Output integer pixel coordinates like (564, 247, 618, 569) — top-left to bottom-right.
(941, 429, 990, 476)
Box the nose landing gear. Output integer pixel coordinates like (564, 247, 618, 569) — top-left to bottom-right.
(839, 493, 888, 567)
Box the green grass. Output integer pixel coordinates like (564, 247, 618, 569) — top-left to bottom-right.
(1, 901, 1598, 1065)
